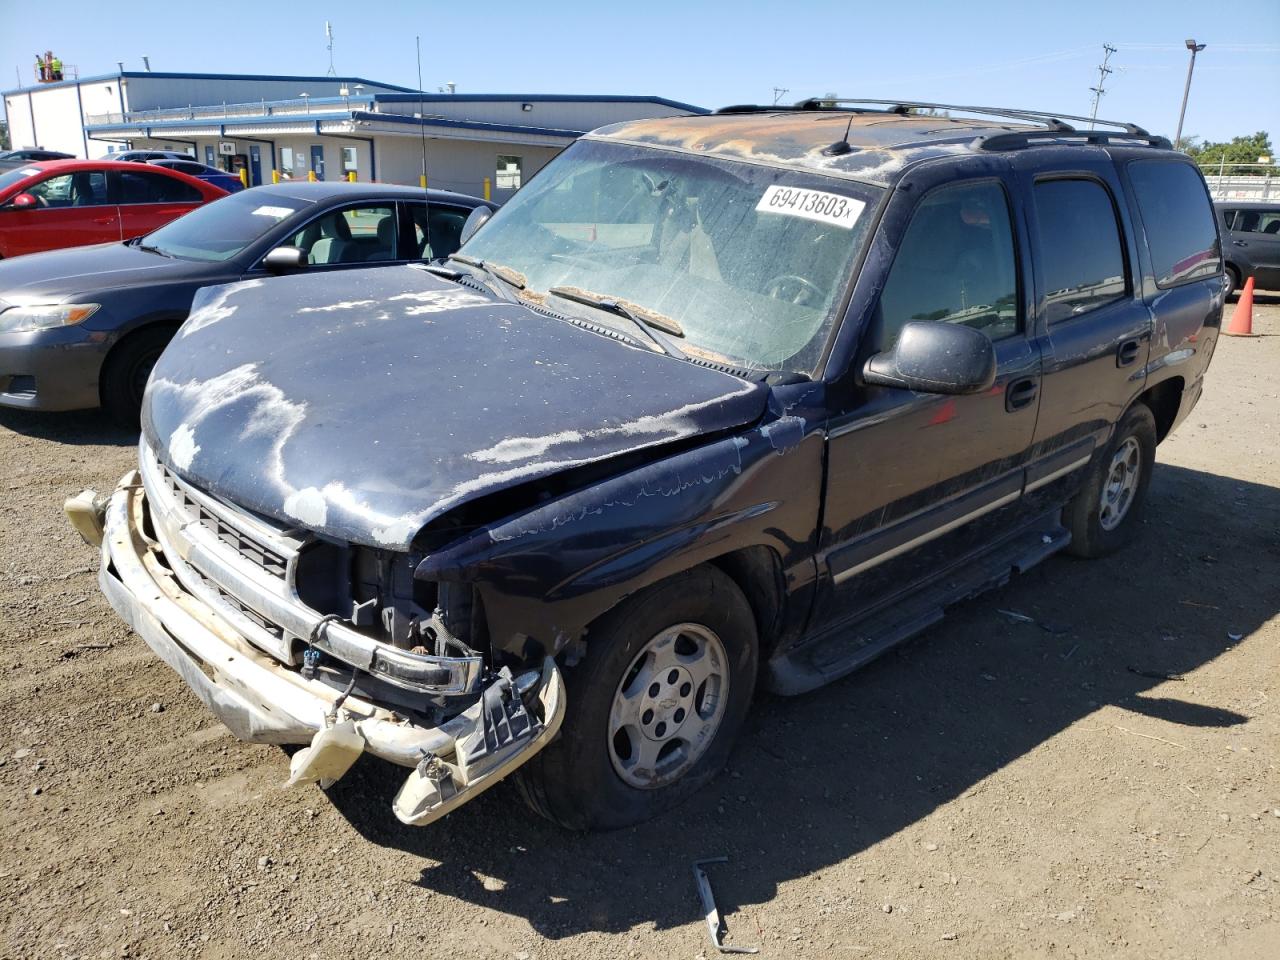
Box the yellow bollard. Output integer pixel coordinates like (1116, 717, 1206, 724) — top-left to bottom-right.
(272, 169, 280, 184)
(308, 170, 317, 183)
(483, 177, 491, 201)
(419, 174, 427, 189)
(239, 168, 249, 189)
(347, 171, 356, 183)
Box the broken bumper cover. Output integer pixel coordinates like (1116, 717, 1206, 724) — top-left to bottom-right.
(90, 471, 565, 826)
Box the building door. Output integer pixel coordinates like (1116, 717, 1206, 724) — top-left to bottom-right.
(249, 145, 262, 187)
(310, 145, 325, 181)
(204, 145, 215, 167)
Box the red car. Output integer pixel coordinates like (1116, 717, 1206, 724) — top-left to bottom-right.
(0, 160, 227, 259)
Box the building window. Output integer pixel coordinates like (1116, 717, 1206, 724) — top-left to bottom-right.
(280, 147, 294, 178)
(496, 155, 523, 191)
(342, 146, 358, 173)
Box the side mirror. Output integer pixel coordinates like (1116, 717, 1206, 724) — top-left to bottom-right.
(262, 245, 307, 273)
(458, 205, 493, 247)
(10, 193, 38, 209)
(862, 321, 997, 395)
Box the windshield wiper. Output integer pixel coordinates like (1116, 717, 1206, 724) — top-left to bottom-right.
(136, 243, 172, 258)
(548, 286, 686, 360)
(446, 253, 526, 300)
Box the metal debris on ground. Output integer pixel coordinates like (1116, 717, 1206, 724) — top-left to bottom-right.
(1126, 666, 1185, 682)
(692, 857, 759, 955)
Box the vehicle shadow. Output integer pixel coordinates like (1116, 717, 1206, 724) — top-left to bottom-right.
(0, 407, 138, 446)
(325, 461, 1277, 940)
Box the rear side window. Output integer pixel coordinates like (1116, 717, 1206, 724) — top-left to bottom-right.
(116, 170, 203, 204)
(873, 179, 1019, 350)
(1227, 208, 1280, 235)
(1034, 179, 1128, 323)
(1128, 161, 1219, 287)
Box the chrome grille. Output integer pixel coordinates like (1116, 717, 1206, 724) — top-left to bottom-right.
(157, 462, 290, 580)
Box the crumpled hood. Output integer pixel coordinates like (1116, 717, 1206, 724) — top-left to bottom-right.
(142, 267, 768, 550)
(0, 242, 195, 303)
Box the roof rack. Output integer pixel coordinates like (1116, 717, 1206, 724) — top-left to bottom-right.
(716, 97, 1153, 138)
(977, 129, 1172, 152)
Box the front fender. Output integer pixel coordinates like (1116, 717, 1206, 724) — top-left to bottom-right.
(416, 416, 824, 660)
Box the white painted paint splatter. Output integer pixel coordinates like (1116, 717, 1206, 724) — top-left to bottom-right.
(296, 300, 379, 313)
(283, 487, 328, 526)
(168, 423, 200, 470)
(179, 279, 264, 338)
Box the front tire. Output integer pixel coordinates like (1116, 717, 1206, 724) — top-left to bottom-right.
(100, 326, 175, 429)
(1064, 403, 1157, 558)
(1223, 264, 1240, 299)
(516, 566, 758, 831)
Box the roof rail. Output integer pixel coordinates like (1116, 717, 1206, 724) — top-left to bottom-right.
(784, 97, 1152, 137)
(977, 129, 1173, 152)
(714, 102, 907, 117)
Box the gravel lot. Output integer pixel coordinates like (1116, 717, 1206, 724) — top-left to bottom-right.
(1, 299, 1277, 960)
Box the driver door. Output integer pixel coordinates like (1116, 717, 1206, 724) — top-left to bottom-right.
(6, 170, 118, 255)
(812, 167, 1041, 637)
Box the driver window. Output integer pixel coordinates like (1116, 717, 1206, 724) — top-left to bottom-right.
(26, 171, 109, 208)
(289, 205, 397, 265)
(871, 180, 1019, 353)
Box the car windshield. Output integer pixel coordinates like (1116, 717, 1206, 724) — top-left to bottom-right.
(0, 167, 41, 192)
(139, 191, 312, 261)
(459, 139, 881, 374)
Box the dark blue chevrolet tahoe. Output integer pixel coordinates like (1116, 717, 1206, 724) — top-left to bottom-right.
(69, 100, 1223, 831)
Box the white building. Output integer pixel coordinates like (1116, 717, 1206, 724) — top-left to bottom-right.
(2, 71, 704, 201)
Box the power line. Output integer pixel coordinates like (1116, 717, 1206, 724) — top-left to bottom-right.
(1089, 43, 1117, 130)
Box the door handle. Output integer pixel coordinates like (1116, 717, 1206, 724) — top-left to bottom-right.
(1232, 239, 1248, 247)
(1005, 377, 1038, 412)
(92, 216, 114, 225)
(1117, 338, 1141, 368)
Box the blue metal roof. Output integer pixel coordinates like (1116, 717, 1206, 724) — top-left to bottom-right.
(371, 93, 708, 113)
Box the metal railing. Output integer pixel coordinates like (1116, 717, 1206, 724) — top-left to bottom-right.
(85, 96, 376, 127)
(1200, 162, 1278, 201)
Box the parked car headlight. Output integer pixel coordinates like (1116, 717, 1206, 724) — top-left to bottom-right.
(0, 303, 101, 334)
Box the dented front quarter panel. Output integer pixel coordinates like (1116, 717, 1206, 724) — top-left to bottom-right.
(417, 381, 829, 662)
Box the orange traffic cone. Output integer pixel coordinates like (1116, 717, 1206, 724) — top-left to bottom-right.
(1224, 276, 1256, 337)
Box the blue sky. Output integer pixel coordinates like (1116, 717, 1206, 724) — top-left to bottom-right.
(2, 0, 1277, 145)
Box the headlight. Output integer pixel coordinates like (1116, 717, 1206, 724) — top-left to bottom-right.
(0, 303, 101, 334)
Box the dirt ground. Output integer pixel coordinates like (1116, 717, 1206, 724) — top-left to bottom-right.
(1, 300, 1277, 960)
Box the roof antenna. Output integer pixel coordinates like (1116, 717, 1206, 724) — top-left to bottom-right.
(823, 114, 856, 156)
(416, 36, 432, 256)
(325, 22, 337, 77)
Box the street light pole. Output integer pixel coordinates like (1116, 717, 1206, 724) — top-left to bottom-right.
(1174, 38, 1205, 151)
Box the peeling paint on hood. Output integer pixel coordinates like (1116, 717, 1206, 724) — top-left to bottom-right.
(142, 266, 768, 551)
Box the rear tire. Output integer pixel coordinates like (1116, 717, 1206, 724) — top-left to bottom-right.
(516, 566, 758, 831)
(1223, 264, 1240, 299)
(100, 326, 175, 429)
(1064, 403, 1157, 559)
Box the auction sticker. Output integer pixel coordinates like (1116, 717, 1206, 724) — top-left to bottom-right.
(756, 185, 864, 229)
(251, 205, 296, 219)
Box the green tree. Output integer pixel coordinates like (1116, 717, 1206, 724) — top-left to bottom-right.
(0, 120, 9, 151)
(1184, 131, 1272, 173)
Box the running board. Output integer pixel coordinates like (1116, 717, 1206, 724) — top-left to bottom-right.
(766, 515, 1070, 695)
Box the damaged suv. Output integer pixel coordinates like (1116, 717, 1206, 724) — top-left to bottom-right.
(69, 100, 1222, 831)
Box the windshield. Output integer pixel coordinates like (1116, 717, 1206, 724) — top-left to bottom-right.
(0, 167, 40, 192)
(459, 139, 880, 374)
(140, 191, 312, 261)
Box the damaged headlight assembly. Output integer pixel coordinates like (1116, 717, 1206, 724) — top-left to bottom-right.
(0, 303, 100, 333)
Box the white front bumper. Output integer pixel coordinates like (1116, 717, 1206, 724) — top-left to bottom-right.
(93, 471, 565, 826)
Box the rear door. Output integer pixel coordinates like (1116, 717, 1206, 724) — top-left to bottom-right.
(1017, 159, 1152, 498)
(813, 161, 1041, 635)
(1227, 207, 1280, 288)
(3, 169, 118, 255)
(112, 168, 206, 239)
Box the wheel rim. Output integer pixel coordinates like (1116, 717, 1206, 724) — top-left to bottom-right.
(607, 622, 729, 790)
(1099, 436, 1141, 531)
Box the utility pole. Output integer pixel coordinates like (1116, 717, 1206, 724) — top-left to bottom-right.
(772, 87, 789, 106)
(1174, 39, 1205, 150)
(1088, 43, 1116, 130)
